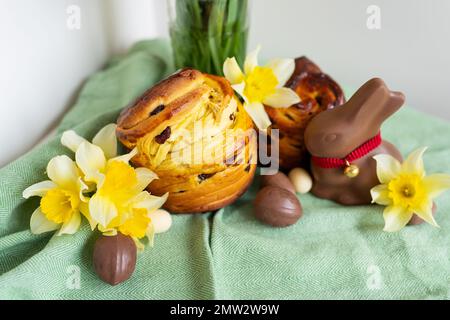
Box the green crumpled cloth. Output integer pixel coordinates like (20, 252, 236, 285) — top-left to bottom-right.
(1, 39, 449, 300)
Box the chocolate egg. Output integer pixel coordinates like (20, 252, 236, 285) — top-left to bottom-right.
(93, 233, 137, 286)
(260, 172, 296, 194)
(408, 202, 437, 226)
(253, 186, 303, 227)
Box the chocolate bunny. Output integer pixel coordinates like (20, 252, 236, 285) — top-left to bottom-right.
(304, 78, 405, 205)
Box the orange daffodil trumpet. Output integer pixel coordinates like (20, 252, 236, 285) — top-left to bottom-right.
(223, 46, 301, 130)
(371, 147, 450, 232)
(23, 124, 170, 249)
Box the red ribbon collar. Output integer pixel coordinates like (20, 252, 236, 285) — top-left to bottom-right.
(311, 132, 382, 169)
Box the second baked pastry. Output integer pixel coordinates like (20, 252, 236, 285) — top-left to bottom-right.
(264, 57, 345, 170)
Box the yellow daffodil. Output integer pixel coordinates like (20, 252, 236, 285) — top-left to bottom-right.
(62, 123, 118, 159)
(23, 155, 89, 235)
(63, 124, 168, 248)
(23, 123, 169, 248)
(371, 147, 450, 232)
(60, 123, 122, 228)
(223, 46, 300, 130)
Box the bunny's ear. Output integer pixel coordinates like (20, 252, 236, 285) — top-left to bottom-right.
(385, 91, 405, 114)
(305, 78, 405, 158)
(348, 78, 405, 129)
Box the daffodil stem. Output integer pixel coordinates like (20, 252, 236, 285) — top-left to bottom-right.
(170, 0, 249, 76)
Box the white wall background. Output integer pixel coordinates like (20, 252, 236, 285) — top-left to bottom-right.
(0, 0, 449, 168)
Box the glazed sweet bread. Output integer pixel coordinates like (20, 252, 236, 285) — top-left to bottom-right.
(264, 57, 345, 170)
(116, 68, 257, 213)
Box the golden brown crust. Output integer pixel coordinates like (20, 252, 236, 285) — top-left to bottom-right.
(264, 57, 345, 170)
(116, 68, 256, 213)
(150, 137, 257, 213)
(117, 69, 206, 147)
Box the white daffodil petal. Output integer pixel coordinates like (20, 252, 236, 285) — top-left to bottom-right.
(231, 82, 246, 102)
(57, 211, 81, 236)
(414, 200, 439, 227)
(223, 57, 244, 85)
(383, 205, 413, 232)
(145, 224, 155, 248)
(423, 174, 450, 198)
(402, 147, 427, 176)
(244, 102, 272, 131)
(133, 237, 146, 251)
(132, 192, 168, 212)
(75, 142, 106, 182)
(30, 207, 60, 234)
(92, 124, 118, 159)
(110, 147, 138, 164)
(61, 130, 88, 153)
(105, 229, 118, 236)
(263, 87, 300, 108)
(79, 201, 96, 231)
(98, 226, 117, 236)
(244, 45, 261, 74)
(95, 172, 107, 190)
(373, 154, 402, 184)
(370, 184, 392, 205)
(89, 194, 118, 228)
(135, 168, 158, 192)
(47, 155, 80, 190)
(77, 177, 89, 202)
(23, 180, 56, 199)
(265, 58, 295, 87)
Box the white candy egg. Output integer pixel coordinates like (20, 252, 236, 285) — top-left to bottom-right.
(288, 168, 313, 194)
(149, 209, 172, 234)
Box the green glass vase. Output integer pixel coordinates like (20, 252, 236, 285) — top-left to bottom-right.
(168, 0, 250, 76)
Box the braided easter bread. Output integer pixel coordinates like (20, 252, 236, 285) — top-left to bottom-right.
(264, 57, 345, 170)
(116, 69, 257, 213)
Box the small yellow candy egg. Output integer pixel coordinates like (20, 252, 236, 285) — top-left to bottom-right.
(149, 209, 172, 234)
(288, 168, 313, 194)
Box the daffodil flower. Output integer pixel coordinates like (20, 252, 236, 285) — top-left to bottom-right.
(77, 142, 167, 248)
(62, 123, 118, 159)
(63, 124, 168, 248)
(223, 46, 300, 130)
(371, 147, 450, 232)
(23, 155, 89, 235)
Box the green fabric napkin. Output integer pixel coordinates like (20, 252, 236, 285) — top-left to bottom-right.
(1, 39, 449, 300)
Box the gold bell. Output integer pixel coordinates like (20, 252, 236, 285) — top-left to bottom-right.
(344, 160, 359, 178)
